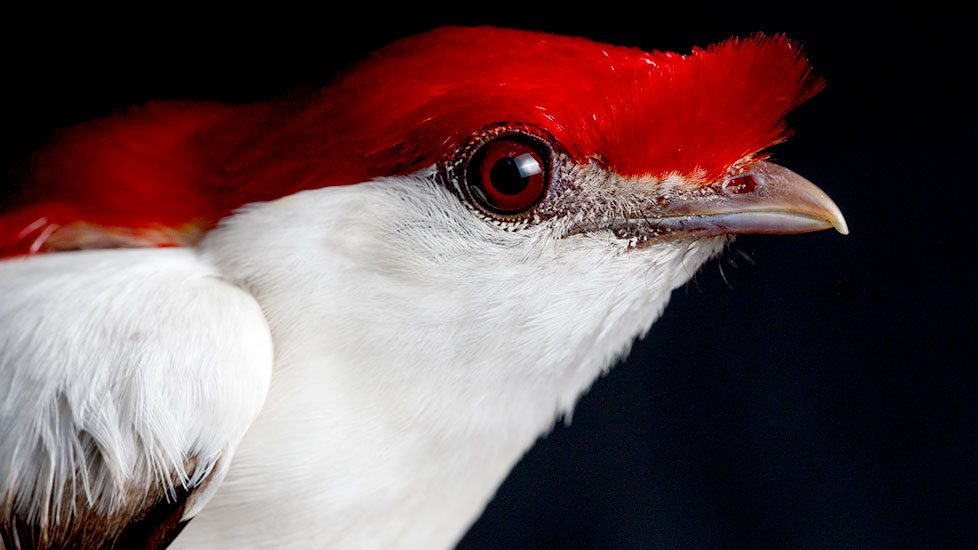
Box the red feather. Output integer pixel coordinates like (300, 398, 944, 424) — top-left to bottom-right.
(0, 26, 822, 258)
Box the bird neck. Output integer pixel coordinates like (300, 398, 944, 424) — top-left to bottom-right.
(184, 178, 720, 548)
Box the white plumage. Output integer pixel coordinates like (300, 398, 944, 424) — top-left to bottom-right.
(0, 247, 272, 544)
(1, 172, 724, 548)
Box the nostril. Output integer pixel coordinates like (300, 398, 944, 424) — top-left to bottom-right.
(723, 174, 759, 194)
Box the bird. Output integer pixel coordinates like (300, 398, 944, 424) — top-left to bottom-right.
(0, 26, 847, 549)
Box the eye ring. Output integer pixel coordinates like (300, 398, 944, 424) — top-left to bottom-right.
(443, 124, 558, 221)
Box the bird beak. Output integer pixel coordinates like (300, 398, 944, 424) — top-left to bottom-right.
(652, 161, 848, 236)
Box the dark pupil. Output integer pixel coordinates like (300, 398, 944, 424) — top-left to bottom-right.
(489, 153, 538, 195)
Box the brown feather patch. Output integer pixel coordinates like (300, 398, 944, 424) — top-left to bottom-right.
(1, 456, 213, 550)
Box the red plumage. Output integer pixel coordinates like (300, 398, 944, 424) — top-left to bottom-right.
(0, 26, 822, 258)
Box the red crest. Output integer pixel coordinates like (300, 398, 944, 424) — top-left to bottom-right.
(1, 26, 822, 257)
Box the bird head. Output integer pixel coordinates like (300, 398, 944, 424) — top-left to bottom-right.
(4, 26, 846, 439)
(193, 27, 846, 437)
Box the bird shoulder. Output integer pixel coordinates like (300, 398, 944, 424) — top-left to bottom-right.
(0, 247, 273, 549)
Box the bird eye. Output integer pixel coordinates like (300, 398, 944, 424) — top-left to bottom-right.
(465, 137, 550, 214)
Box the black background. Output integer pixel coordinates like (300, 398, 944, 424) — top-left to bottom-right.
(2, 4, 974, 548)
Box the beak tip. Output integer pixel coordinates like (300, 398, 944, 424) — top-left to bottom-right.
(826, 205, 849, 236)
(833, 217, 849, 235)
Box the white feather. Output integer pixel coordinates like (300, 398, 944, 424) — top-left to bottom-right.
(1, 163, 722, 549)
(178, 169, 723, 549)
(0, 248, 273, 530)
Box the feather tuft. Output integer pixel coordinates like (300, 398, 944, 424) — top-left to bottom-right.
(0, 27, 821, 258)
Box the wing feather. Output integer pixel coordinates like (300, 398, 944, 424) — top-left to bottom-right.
(0, 248, 273, 549)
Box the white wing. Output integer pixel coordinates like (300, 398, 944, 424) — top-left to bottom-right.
(0, 247, 272, 549)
